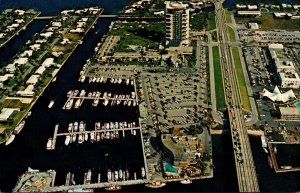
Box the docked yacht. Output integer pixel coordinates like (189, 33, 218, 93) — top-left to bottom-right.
(78, 134, 83, 144)
(96, 132, 101, 142)
(65, 99, 74, 110)
(79, 90, 86, 97)
(14, 120, 25, 134)
(180, 179, 192, 184)
(73, 90, 79, 96)
(90, 132, 95, 142)
(48, 100, 55, 108)
(79, 121, 84, 131)
(125, 169, 130, 180)
(145, 181, 167, 188)
(92, 99, 99, 107)
(85, 133, 89, 141)
(114, 170, 119, 181)
(68, 123, 73, 133)
(72, 134, 76, 142)
(141, 167, 146, 178)
(74, 99, 81, 109)
(65, 135, 71, 146)
(46, 138, 53, 150)
(103, 99, 109, 106)
(119, 169, 123, 180)
(107, 169, 112, 181)
(74, 122, 79, 132)
(5, 134, 15, 146)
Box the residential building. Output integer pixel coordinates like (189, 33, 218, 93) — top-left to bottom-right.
(165, 1, 190, 47)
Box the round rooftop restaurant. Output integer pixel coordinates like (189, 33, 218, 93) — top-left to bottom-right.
(169, 2, 187, 9)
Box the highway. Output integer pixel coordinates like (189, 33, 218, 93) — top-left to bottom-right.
(213, 0, 260, 192)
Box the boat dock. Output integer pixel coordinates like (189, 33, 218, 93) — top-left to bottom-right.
(47, 124, 140, 150)
(62, 90, 137, 110)
(47, 125, 58, 150)
(14, 167, 147, 192)
(40, 179, 147, 192)
(269, 144, 300, 173)
(56, 127, 140, 136)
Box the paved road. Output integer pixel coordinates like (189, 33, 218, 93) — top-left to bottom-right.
(213, 0, 260, 192)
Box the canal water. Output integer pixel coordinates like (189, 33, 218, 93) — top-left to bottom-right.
(0, 0, 299, 192)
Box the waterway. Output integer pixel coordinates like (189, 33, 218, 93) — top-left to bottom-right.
(0, 0, 299, 192)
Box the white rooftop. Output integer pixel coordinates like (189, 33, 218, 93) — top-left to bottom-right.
(26, 74, 40, 85)
(14, 57, 28, 65)
(35, 66, 46, 75)
(17, 85, 35, 97)
(20, 50, 33, 57)
(0, 108, 20, 121)
(262, 86, 296, 103)
(41, 58, 54, 67)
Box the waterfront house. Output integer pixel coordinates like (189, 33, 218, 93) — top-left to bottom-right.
(0, 108, 20, 122)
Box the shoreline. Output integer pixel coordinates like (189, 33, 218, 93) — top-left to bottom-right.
(0, 11, 41, 48)
(0, 9, 103, 145)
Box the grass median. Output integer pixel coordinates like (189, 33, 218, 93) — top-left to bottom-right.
(213, 47, 226, 109)
(227, 26, 236, 42)
(207, 12, 216, 30)
(232, 47, 251, 111)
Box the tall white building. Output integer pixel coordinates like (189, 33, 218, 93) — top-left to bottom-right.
(165, 1, 189, 47)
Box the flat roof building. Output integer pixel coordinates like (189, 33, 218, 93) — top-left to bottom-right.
(279, 107, 300, 121)
(0, 108, 20, 122)
(16, 85, 35, 97)
(237, 11, 261, 17)
(279, 72, 300, 89)
(26, 75, 40, 85)
(247, 5, 258, 10)
(41, 58, 54, 67)
(275, 59, 296, 74)
(248, 22, 259, 30)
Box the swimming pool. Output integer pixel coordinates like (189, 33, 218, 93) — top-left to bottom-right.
(295, 101, 300, 108)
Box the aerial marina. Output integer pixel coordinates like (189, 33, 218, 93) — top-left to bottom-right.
(1, 0, 300, 192)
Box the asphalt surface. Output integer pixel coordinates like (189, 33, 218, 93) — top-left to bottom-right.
(213, 0, 260, 191)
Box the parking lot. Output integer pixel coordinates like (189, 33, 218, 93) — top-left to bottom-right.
(142, 72, 204, 132)
(240, 41, 300, 144)
(238, 30, 300, 43)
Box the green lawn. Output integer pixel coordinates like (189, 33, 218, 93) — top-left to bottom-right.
(227, 26, 236, 42)
(211, 31, 217, 42)
(190, 12, 206, 30)
(225, 9, 232, 24)
(235, 13, 300, 31)
(108, 22, 164, 52)
(213, 47, 226, 109)
(207, 12, 216, 31)
(232, 47, 251, 111)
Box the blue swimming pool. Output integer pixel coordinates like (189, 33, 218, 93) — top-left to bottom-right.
(295, 101, 300, 108)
